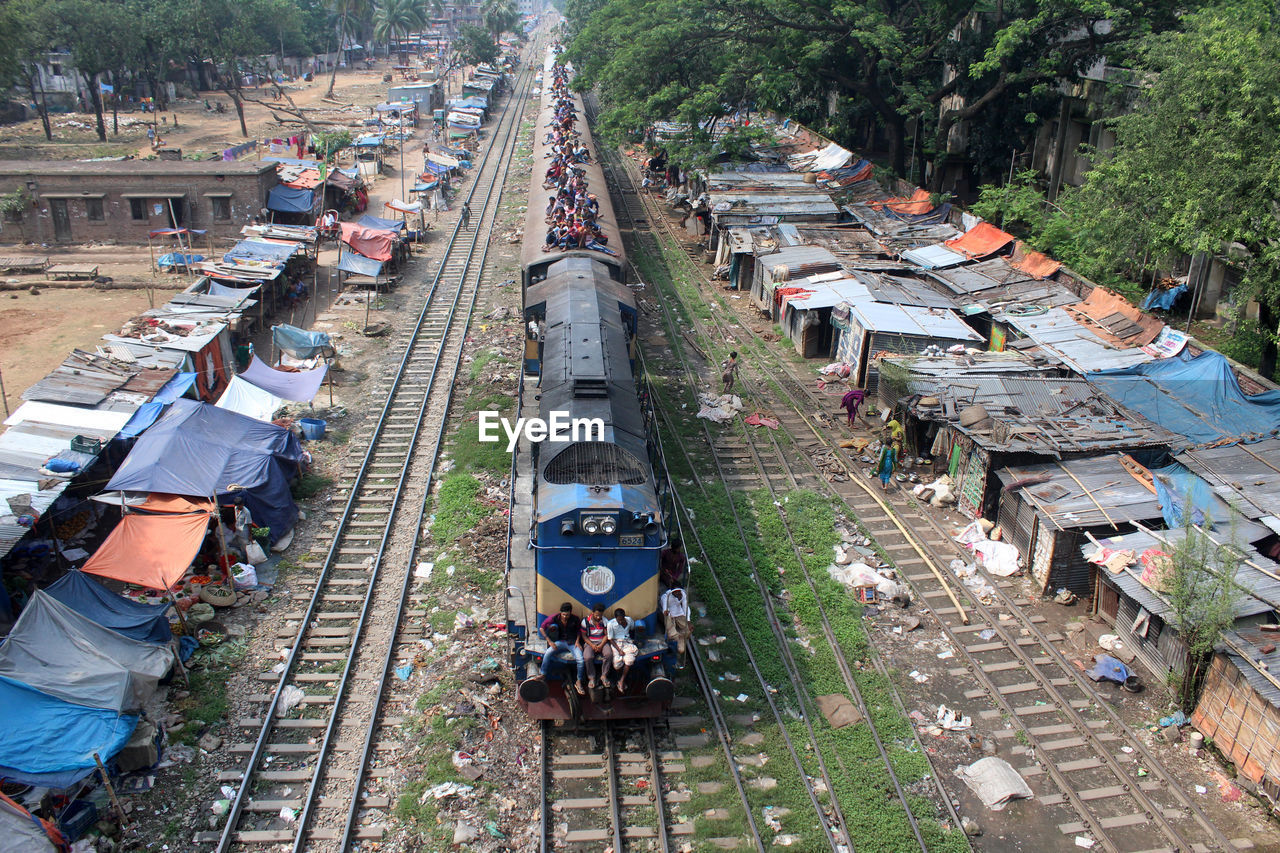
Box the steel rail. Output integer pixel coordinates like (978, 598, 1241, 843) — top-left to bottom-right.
(214, 57, 533, 852)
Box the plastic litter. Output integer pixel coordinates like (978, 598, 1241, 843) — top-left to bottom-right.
(937, 705, 972, 730)
(954, 756, 1033, 810)
(277, 684, 306, 716)
(1158, 710, 1187, 728)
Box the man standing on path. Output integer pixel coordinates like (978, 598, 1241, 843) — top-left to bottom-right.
(661, 587, 693, 668)
(460, 202, 471, 231)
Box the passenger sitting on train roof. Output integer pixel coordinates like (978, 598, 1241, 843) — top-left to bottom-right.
(607, 608, 638, 692)
(531, 602, 583, 686)
(580, 603, 612, 692)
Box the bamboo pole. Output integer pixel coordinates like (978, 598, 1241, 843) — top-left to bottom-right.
(93, 753, 130, 829)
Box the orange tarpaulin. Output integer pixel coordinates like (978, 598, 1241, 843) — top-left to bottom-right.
(1065, 287, 1163, 347)
(282, 169, 323, 189)
(1010, 241, 1062, 279)
(82, 511, 211, 591)
(945, 222, 1014, 259)
(338, 222, 395, 262)
(871, 188, 934, 215)
(138, 494, 215, 514)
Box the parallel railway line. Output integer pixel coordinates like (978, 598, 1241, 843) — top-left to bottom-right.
(202, 49, 537, 852)
(605, 140, 1248, 852)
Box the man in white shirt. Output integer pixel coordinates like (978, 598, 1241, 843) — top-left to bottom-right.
(606, 607, 637, 692)
(660, 587, 692, 668)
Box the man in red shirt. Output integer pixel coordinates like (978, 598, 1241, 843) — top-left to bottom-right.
(531, 602, 583, 688)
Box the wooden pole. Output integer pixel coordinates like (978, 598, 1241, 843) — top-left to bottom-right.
(170, 641, 190, 687)
(93, 753, 130, 829)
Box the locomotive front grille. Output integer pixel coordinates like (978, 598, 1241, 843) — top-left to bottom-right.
(544, 442, 647, 485)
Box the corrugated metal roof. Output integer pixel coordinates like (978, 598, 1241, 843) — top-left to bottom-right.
(1177, 439, 1280, 521)
(784, 278, 871, 311)
(759, 245, 840, 275)
(901, 244, 968, 269)
(709, 193, 841, 219)
(841, 301, 982, 340)
(1000, 307, 1155, 373)
(21, 350, 135, 406)
(864, 273, 960, 310)
(996, 455, 1165, 528)
(900, 371, 1181, 455)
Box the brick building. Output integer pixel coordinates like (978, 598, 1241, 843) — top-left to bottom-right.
(0, 160, 279, 245)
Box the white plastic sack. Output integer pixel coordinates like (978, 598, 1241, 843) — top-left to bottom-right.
(955, 756, 1033, 811)
(245, 541, 267, 565)
(232, 562, 258, 589)
(972, 539, 1021, 577)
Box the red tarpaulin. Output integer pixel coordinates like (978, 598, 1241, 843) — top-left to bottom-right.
(944, 222, 1014, 259)
(82, 511, 210, 591)
(338, 223, 395, 262)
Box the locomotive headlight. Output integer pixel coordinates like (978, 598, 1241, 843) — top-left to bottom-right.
(600, 517, 617, 535)
(583, 517, 601, 535)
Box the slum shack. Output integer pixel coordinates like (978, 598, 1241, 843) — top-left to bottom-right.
(830, 301, 982, 393)
(716, 223, 882, 294)
(750, 245, 843, 317)
(876, 354, 1179, 518)
(992, 455, 1170, 598)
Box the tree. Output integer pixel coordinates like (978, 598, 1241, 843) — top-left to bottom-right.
(567, 0, 1188, 188)
(1058, 0, 1280, 378)
(173, 0, 276, 136)
(325, 0, 373, 99)
(374, 0, 426, 63)
(455, 24, 498, 66)
(0, 0, 57, 141)
(1166, 524, 1241, 710)
(481, 0, 518, 42)
(48, 0, 135, 142)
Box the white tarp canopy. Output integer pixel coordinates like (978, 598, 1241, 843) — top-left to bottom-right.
(0, 591, 171, 713)
(215, 375, 285, 423)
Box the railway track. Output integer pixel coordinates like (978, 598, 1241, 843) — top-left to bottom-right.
(611, 144, 1249, 852)
(202, 54, 537, 852)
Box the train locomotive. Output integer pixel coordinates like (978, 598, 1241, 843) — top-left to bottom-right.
(506, 48, 676, 720)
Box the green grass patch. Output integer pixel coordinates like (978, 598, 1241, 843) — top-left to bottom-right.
(431, 474, 488, 544)
(291, 472, 333, 501)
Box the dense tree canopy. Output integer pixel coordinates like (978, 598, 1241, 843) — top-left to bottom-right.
(565, 0, 1188, 183)
(973, 0, 1280, 378)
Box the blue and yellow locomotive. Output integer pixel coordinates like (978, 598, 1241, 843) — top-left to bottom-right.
(505, 50, 676, 719)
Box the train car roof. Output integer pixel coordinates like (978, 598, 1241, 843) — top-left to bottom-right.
(520, 97, 626, 276)
(525, 258, 635, 315)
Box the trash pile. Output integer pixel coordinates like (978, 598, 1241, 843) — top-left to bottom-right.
(696, 392, 743, 423)
(953, 519, 1022, 577)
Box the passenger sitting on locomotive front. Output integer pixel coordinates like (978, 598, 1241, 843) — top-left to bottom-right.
(580, 603, 612, 692)
(607, 608, 638, 692)
(659, 536, 687, 589)
(533, 602, 583, 685)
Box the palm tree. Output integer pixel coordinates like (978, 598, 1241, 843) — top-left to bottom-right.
(480, 0, 517, 42)
(325, 0, 372, 99)
(374, 0, 427, 63)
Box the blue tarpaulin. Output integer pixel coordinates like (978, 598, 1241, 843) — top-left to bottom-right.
(267, 185, 315, 214)
(423, 161, 450, 176)
(118, 372, 198, 438)
(225, 239, 297, 264)
(240, 356, 327, 402)
(0, 675, 138, 788)
(157, 253, 203, 270)
(105, 399, 303, 543)
(1089, 352, 1280, 445)
(272, 324, 333, 360)
(357, 214, 406, 233)
(1086, 655, 1129, 684)
(353, 135, 384, 148)
(337, 252, 384, 278)
(45, 571, 172, 644)
(1141, 284, 1189, 311)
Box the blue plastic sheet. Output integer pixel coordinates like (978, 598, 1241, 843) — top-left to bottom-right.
(0, 675, 138, 788)
(44, 571, 172, 645)
(1086, 655, 1129, 684)
(356, 214, 406, 233)
(266, 185, 315, 214)
(118, 373, 197, 438)
(272, 324, 333, 360)
(337, 252, 384, 278)
(105, 399, 303, 544)
(224, 239, 297, 264)
(157, 253, 204, 270)
(1089, 352, 1280, 445)
(1151, 462, 1221, 529)
(1141, 284, 1189, 311)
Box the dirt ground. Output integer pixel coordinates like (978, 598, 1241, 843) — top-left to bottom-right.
(0, 61, 469, 162)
